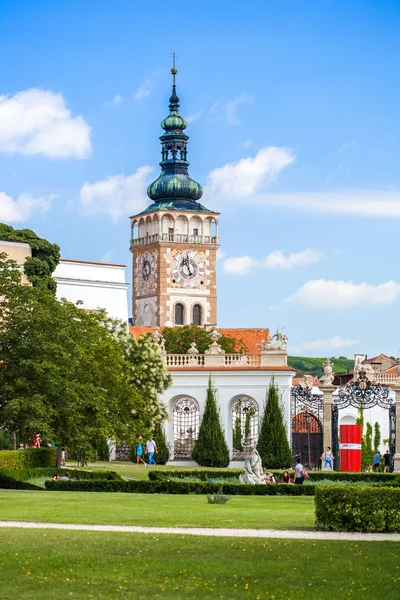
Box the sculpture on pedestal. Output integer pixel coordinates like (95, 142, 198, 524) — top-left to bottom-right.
(187, 341, 199, 365)
(256, 328, 288, 351)
(321, 358, 335, 385)
(205, 329, 225, 355)
(239, 448, 267, 485)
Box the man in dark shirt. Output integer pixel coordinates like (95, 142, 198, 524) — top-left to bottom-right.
(384, 450, 391, 473)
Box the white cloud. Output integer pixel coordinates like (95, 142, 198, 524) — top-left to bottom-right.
(242, 140, 253, 148)
(225, 94, 253, 125)
(292, 335, 359, 352)
(101, 251, 114, 263)
(223, 255, 258, 275)
(186, 108, 203, 123)
(0, 190, 54, 222)
(221, 189, 400, 217)
(216, 248, 226, 260)
(134, 80, 150, 100)
(265, 248, 323, 270)
(207, 146, 294, 198)
(80, 166, 154, 222)
(277, 279, 400, 309)
(0, 89, 91, 159)
(107, 94, 122, 106)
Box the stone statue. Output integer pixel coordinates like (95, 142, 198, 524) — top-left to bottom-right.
(321, 358, 335, 385)
(205, 328, 225, 355)
(239, 448, 267, 485)
(258, 328, 288, 351)
(187, 341, 199, 365)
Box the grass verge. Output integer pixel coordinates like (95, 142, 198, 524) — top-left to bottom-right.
(0, 529, 399, 599)
(0, 490, 315, 530)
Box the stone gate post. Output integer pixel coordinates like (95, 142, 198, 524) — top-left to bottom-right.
(320, 384, 335, 454)
(393, 384, 400, 473)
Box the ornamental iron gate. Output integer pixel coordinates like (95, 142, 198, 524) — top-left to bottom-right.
(173, 396, 200, 459)
(290, 385, 323, 469)
(334, 370, 395, 470)
(232, 396, 259, 460)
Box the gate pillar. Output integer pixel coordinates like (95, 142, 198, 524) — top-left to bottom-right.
(320, 384, 335, 453)
(393, 384, 400, 473)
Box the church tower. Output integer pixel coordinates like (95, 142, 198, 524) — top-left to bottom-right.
(130, 61, 219, 328)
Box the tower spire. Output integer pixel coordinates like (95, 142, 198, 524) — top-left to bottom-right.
(147, 57, 203, 205)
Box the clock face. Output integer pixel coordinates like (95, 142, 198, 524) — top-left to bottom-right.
(172, 250, 205, 288)
(137, 251, 157, 295)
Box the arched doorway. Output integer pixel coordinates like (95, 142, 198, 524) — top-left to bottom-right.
(231, 396, 259, 459)
(173, 396, 200, 459)
(292, 412, 323, 469)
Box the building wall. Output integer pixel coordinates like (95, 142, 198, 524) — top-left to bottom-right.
(160, 369, 294, 463)
(53, 259, 129, 322)
(0, 240, 32, 284)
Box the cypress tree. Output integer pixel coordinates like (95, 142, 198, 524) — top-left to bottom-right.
(192, 376, 230, 467)
(232, 403, 243, 452)
(365, 422, 373, 465)
(153, 422, 170, 465)
(257, 378, 292, 468)
(374, 421, 381, 452)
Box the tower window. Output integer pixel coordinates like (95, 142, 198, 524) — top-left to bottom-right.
(175, 303, 184, 325)
(192, 304, 202, 326)
(168, 227, 174, 241)
(193, 228, 199, 236)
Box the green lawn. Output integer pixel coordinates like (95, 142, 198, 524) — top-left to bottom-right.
(65, 461, 237, 480)
(0, 529, 398, 599)
(0, 490, 315, 529)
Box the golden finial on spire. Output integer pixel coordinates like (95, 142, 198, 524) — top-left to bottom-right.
(171, 51, 178, 77)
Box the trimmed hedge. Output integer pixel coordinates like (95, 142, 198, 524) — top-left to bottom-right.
(149, 469, 397, 484)
(44, 479, 315, 496)
(0, 474, 42, 491)
(0, 448, 57, 470)
(315, 485, 400, 532)
(0, 467, 122, 482)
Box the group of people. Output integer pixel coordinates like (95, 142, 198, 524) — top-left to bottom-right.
(135, 436, 158, 466)
(51, 471, 70, 482)
(370, 449, 391, 472)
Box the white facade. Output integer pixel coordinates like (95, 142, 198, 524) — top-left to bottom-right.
(160, 367, 295, 465)
(53, 259, 129, 322)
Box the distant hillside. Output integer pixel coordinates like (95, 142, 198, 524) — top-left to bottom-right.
(288, 356, 354, 379)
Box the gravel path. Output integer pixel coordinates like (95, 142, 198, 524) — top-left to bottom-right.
(1, 521, 399, 541)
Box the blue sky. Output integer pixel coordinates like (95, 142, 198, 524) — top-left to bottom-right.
(0, 0, 399, 357)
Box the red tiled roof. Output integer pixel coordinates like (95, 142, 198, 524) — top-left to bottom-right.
(61, 258, 126, 268)
(129, 326, 269, 353)
(363, 353, 396, 366)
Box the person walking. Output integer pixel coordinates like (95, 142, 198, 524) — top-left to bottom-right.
(146, 437, 158, 465)
(136, 436, 146, 466)
(383, 449, 391, 473)
(293, 458, 304, 484)
(323, 447, 334, 469)
(373, 449, 381, 472)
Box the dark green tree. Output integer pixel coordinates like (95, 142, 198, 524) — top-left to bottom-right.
(153, 422, 171, 465)
(162, 324, 247, 354)
(257, 379, 292, 468)
(192, 377, 230, 467)
(232, 407, 243, 452)
(374, 422, 381, 452)
(356, 408, 367, 467)
(0, 223, 60, 293)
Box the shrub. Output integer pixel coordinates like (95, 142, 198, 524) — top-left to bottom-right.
(257, 379, 292, 469)
(207, 493, 231, 504)
(0, 448, 57, 470)
(0, 473, 42, 490)
(153, 422, 170, 465)
(148, 469, 243, 481)
(191, 377, 230, 467)
(315, 485, 400, 532)
(44, 478, 315, 496)
(0, 467, 122, 482)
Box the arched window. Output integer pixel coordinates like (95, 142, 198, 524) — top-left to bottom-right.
(175, 303, 184, 325)
(192, 304, 202, 326)
(173, 397, 199, 459)
(231, 397, 259, 459)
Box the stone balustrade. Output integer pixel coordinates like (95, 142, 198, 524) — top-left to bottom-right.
(163, 352, 287, 368)
(131, 233, 219, 248)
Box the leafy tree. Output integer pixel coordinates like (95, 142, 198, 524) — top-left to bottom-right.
(192, 377, 230, 467)
(374, 422, 381, 452)
(0, 254, 169, 464)
(0, 223, 60, 293)
(153, 422, 170, 465)
(232, 408, 243, 452)
(257, 379, 292, 469)
(365, 422, 373, 466)
(162, 324, 247, 354)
